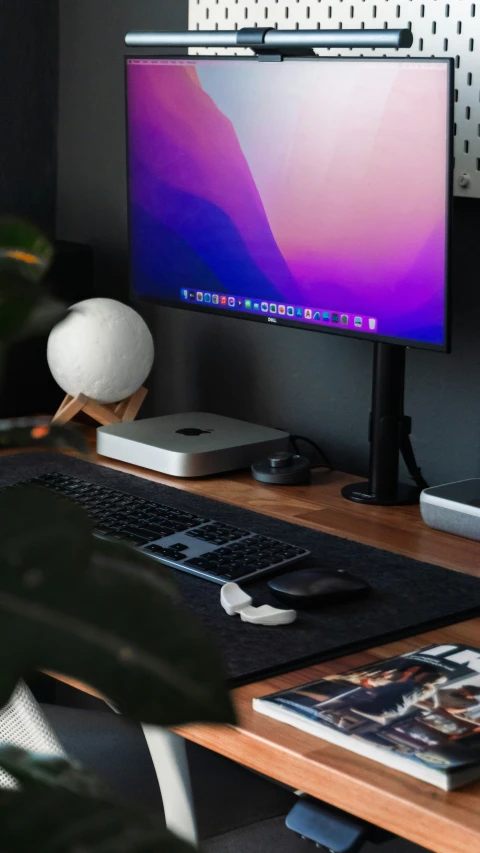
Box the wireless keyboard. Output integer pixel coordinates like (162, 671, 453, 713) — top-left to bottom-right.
(16, 473, 309, 585)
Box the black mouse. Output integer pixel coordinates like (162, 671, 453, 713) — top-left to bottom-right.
(268, 568, 371, 609)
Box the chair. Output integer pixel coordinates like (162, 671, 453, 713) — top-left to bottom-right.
(0, 679, 306, 850)
(0, 681, 66, 788)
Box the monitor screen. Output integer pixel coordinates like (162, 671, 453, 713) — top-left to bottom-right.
(126, 57, 452, 350)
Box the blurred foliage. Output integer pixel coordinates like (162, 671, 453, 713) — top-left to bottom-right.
(0, 418, 88, 454)
(0, 485, 234, 726)
(0, 747, 194, 853)
(0, 219, 64, 345)
(0, 220, 234, 850)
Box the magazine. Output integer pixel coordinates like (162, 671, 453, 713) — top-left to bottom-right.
(253, 644, 480, 790)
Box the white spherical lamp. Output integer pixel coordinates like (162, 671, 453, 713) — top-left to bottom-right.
(48, 298, 154, 424)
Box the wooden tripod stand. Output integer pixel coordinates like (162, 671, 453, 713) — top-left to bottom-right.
(52, 387, 148, 427)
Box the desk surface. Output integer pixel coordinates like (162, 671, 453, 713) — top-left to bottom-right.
(36, 437, 480, 853)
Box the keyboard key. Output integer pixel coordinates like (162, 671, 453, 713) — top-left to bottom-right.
(219, 566, 250, 580)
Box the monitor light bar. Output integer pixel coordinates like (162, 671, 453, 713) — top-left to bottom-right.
(125, 28, 414, 51)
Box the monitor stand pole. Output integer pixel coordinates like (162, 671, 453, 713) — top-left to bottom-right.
(342, 342, 421, 507)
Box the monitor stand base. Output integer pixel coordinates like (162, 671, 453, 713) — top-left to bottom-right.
(341, 481, 420, 507)
(341, 342, 425, 508)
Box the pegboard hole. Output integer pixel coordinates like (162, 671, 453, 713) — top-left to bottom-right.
(372, 5, 377, 18)
(419, 37, 424, 51)
(469, 38, 475, 52)
(465, 140, 469, 154)
(472, 3, 476, 17)
(468, 72, 473, 86)
(445, 3, 450, 17)
(478, 123, 480, 137)
(455, 89, 459, 102)
(432, 21, 437, 35)
(443, 38, 448, 51)
(456, 55, 461, 69)
(457, 21, 462, 34)
(477, 158, 480, 171)
(420, 4, 425, 18)
(466, 106, 471, 120)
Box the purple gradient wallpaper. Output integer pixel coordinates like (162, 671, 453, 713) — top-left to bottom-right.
(126, 58, 450, 346)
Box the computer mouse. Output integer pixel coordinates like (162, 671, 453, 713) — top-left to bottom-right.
(268, 568, 371, 609)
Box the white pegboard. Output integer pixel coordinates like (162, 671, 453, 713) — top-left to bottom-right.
(189, 0, 480, 198)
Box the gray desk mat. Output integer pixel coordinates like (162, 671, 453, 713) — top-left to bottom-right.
(3, 453, 480, 686)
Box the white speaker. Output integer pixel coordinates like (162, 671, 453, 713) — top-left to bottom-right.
(420, 479, 480, 542)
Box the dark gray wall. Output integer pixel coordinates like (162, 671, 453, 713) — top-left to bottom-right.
(0, 0, 59, 417)
(0, 0, 58, 230)
(57, 0, 187, 297)
(56, 1, 480, 484)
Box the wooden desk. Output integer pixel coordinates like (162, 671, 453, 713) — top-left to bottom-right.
(44, 442, 480, 853)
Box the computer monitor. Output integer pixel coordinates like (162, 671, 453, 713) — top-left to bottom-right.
(126, 56, 452, 351)
(125, 54, 453, 505)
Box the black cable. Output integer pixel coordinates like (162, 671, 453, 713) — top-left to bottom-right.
(289, 434, 334, 472)
(400, 433, 429, 492)
(276, 425, 426, 488)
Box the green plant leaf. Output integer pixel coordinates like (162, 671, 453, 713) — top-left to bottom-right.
(0, 419, 88, 454)
(0, 271, 40, 342)
(0, 221, 62, 345)
(0, 219, 53, 282)
(0, 272, 66, 345)
(0, 487, 234, 727)
(0, 747, 194, 853)
(16, 294, 67, 339)
(0, 745, 108, 798)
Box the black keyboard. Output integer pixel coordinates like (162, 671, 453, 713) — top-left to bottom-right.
(14, 473, 309, 585)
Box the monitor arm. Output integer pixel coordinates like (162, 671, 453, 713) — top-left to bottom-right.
(342, 342, 428, 507)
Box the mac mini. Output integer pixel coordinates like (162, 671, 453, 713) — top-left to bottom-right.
(97, 413, 289, 478)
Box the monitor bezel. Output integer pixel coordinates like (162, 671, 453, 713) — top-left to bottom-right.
(125, 54, 454, 354)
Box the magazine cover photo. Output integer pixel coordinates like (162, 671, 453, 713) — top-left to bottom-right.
(266, 644, 480, 773)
